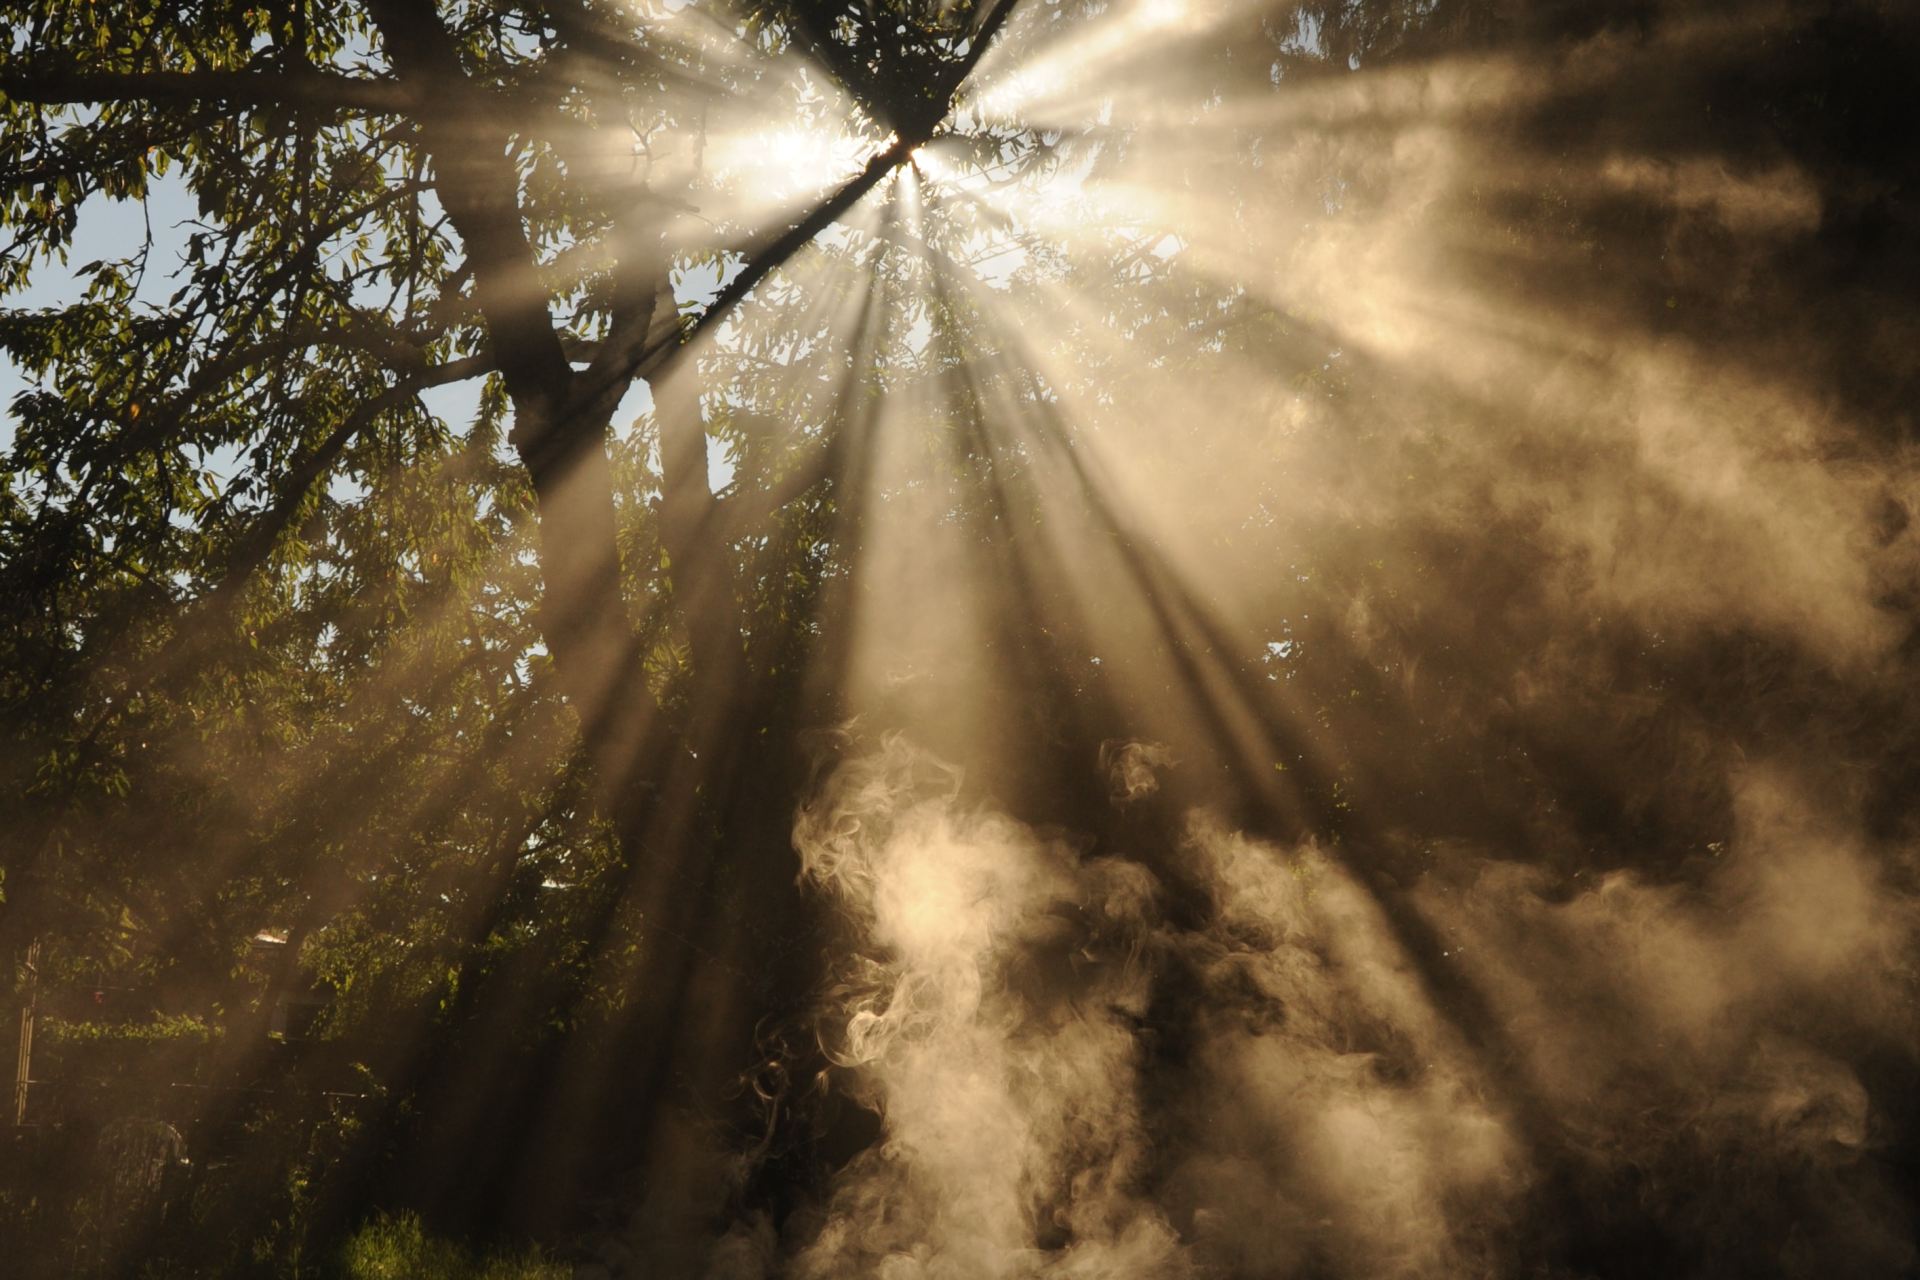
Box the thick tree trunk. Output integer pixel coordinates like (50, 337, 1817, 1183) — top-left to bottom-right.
(357, 9, 822, 1248)
(365, 0, 672, 819)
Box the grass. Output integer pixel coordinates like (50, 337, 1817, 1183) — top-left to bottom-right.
(338, 1212, 569, 1280)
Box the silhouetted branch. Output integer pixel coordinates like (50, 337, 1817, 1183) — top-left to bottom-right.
(0, 65, 416, 115)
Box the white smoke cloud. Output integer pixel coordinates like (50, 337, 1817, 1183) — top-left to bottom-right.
(1098, 739, 1175, 804)
(759, 742, 1918, 1279)
(790, 736, 1184, 1278)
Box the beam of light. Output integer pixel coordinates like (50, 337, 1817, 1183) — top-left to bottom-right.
(963, 0, 1238, 126)
(701, 113, 888, 224)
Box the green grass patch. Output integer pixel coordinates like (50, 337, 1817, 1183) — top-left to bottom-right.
(338, 1212, 568, 1280)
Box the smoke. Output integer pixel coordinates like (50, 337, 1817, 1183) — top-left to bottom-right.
(748, 738, 1919, 1278)
(787, 736, 1185, 1277)
(1154, 812, 1524, 1279)
(1413, 764, 1920, 1265)
(1098, 739, 1174, 804)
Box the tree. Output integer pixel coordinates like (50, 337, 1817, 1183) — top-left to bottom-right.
(0, 0, 1014, 827)
(0, 0, 1050, 1261)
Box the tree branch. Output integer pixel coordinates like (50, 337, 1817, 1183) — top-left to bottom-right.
(197, 352, 493, 618)
(0, 65, 416, 115)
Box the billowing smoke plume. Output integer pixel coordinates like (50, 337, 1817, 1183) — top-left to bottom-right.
(755, 738, 1918, 1278)
(1099, 739, 1175, 805)
(787, 737, 1185, 1276)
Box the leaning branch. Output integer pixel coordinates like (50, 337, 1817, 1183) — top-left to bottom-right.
(198, 352, 493, 616)
(0, 65, 416, 115)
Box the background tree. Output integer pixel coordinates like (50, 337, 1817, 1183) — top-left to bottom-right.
(0, 0, 1061, 1264)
